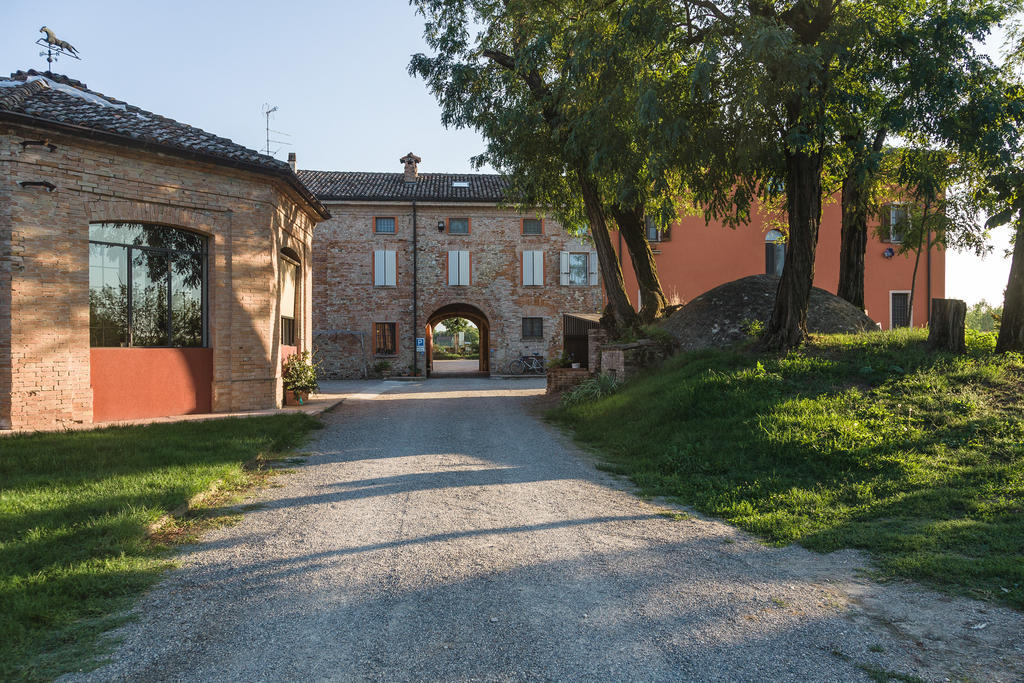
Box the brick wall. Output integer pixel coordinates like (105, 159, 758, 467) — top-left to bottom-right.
(313, 203, 604, 377)
(0, 122, 319, 430)
(546, 367, 591, 394)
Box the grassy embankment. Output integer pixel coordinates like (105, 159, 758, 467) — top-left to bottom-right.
(554, 329, 1023, 609)
(0, 414, 321, 681)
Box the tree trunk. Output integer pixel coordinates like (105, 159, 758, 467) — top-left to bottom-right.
(575, 165, 638, 337)
(609, 204, 667, 324)
(762, 148, 824, 350)
(927, 299, 966, 352)
(906, 227, 925, 327)
(837, 129, 884, 310)
(837, 168, 868, 309)
(996, 215, 1024, 352)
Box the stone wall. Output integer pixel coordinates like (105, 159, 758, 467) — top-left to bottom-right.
(599, 340, 674, 383)
(0, 122, 319, 429)
(313, 202, 604, 378)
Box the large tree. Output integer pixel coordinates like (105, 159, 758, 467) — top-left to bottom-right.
(410, 0, 638, 335)
(409, 0, 728, 331)
(834, 0, 1014, 311)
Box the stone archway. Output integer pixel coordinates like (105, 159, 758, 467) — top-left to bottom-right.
(426, 303, 490, 376)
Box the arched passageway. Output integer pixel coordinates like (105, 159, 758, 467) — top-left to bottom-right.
(426, 303, 490, 376)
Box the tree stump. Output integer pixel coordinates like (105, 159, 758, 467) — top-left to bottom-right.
(928, 298, 966, 353)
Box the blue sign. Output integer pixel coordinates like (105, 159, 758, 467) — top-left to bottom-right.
(415, 337, 425, 353)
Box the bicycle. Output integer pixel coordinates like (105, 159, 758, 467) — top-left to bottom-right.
(507, 353, 546, 375)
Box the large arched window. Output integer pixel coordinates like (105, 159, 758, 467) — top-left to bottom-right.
(88, 222, 207, 347)
(765, 229, 785, 277)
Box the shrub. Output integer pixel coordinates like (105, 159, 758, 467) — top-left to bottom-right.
(282, 351, 319, 394)
(741, 318, 765, 337)
(561, 373, 621, 407)
(641, 324, 676, 346)
(548, 352, 573, 369)
(372, 360, 392, 374)
(965, 328, 997, 355)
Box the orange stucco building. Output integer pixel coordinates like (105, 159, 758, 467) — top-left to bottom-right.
(617, 198, 944, 330)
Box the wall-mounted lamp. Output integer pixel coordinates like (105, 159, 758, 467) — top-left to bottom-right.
(883, 247, 895, 259)
(18, 180, 56, 192)
(437, 220, 446, 233)
(20, 139, 58, 152)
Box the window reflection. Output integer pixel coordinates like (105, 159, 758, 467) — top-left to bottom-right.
(88, 223, 207, 348)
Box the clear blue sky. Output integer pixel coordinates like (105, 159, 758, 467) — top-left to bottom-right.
(2, 0, 1011, 306)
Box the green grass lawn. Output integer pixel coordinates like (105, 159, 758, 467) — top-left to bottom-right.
(0, 414, 321, 681)
(554, 329, 1024, 609)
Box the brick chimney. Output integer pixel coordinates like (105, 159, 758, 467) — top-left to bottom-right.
(400, 152, 421, 182)
(287, 152, 296, 172)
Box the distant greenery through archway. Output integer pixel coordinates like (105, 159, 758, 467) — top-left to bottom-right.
(433, 317, 479, 360)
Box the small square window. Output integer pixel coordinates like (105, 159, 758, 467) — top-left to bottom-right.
(375, 217, 396, 234)
(523, 218, 542, 235)
(522, 317, 544, 339)
(374, 322, 397, 355)
(449, 218, 470, 234)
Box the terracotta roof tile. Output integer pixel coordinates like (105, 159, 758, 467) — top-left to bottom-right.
(297, 170, 510, 203)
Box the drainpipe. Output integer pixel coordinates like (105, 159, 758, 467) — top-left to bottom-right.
(412, 200, 418, 376)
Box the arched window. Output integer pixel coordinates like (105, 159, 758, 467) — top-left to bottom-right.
(280, 249, 301, 346)
(765, 229, 785, 277)
(89, 222, 207, 347)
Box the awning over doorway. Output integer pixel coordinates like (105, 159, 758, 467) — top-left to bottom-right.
(563, 313, 602, 337)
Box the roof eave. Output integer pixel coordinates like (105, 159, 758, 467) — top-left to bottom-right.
(0, 110, 331, 220)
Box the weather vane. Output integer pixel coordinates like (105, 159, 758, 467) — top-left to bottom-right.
(36, 26, 80, 74)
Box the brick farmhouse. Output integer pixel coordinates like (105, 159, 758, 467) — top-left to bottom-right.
(0, 70, 327, 430)
(298, 154, 604, 378)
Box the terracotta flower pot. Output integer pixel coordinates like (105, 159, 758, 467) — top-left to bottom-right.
(285, 390, 309, 406)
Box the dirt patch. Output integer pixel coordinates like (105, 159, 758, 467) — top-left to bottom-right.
(662, 274, 878, 351)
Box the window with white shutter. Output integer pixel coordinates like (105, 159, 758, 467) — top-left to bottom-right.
(373, 250, 396, 287)
(560, 252, 596, 286)
(523, 250, 544, 286)
(448, 250, 470, 286)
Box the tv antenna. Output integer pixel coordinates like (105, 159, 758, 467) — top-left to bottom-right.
(261, 103, 291, 158)
(36, 26, 81, 75)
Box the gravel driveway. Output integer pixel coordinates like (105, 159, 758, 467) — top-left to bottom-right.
(74, 379, 1023, 682)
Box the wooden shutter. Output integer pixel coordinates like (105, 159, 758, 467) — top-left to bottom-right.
(448, 251, 459, 286)
(588, 251, 599, 286)
(661, 224, 671, 241)
(460, 251, 470, 285)
(385, 250, 396, 286)
(559, 251, 569, 285)
(881, 204, 892, 243)
(524, 251, 543, 285)
(374, 250, 386, 286)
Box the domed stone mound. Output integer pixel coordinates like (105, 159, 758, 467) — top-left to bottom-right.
(661, 274, 878, 351)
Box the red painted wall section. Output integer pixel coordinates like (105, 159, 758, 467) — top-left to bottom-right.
(618, 197, 945, 330)
(91, 348, 213, 422)
(281, 345, 298, 362)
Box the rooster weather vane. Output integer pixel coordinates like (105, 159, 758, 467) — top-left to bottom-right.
(36, 26, 80, 73)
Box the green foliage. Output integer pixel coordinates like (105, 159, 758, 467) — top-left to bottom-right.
(281, 350, 319, 394)
(548, 352, 573, 369)
(741, 319, 766, 338)
(967, 300, 1003, 332)
(561, 374, 622, 408)
(965, 328, 998, 354)
(640, 324, 675, 346)
(0, 415, 320, 679)
(372, 360, 392, 374)
(553, 329, 1024, 608)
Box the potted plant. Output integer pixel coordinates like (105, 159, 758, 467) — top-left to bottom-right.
(282, 351, 319, 406)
